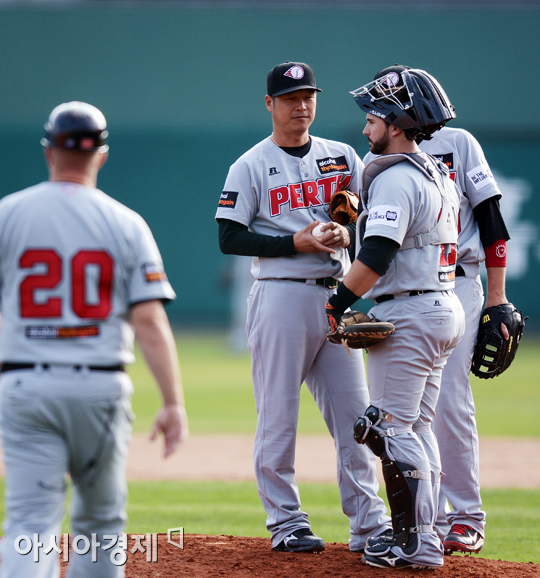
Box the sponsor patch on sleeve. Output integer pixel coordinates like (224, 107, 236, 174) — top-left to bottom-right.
(466, 163, 495, 190)
(365, 205, 401, 229)
(316, 156, 349, 175)
(142, 263, 167, 283)
(218, 191, 239, 208)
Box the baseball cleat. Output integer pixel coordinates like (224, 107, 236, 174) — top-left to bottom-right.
(443, 524, 484, 554)
(366, 527, 394, 549)
(363, 552, 442, 570)
(272, 528, 326, 553)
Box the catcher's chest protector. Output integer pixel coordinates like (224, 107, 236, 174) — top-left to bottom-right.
(360, 153, 458, 250)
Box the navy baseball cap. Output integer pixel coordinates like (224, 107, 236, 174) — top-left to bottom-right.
(267, 62, 322, 97)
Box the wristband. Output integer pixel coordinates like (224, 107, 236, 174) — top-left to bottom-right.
(328, 282, 360, 313)
(485, 239, 507, 267)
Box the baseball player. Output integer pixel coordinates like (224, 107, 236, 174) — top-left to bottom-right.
(215, 61, 391, 554)
(325, 68, 465, 569)
(0, 102, 189, 578)
(365, 65, 511, 555)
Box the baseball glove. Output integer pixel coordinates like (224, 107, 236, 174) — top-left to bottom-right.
(326, 310, 395, 349)
(471, 303, 526, 379)
(329, 189, 359, 225)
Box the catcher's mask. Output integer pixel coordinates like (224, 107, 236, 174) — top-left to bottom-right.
(350, 68, 456, 141)
(41, 101, 109, 153)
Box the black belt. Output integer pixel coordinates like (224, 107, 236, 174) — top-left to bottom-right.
(0, 362, 125, 373)
(456, 265, 465, 277)
(374, 290, 434, 304)
(283, 277, 339, 289)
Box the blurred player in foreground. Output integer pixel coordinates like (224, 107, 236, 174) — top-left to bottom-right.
(0, 101, 188, 577)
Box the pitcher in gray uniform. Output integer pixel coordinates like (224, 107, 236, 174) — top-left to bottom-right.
(215, 61, 391, 554)
(365, 65, 511, 556)
(325, 69, 465, 569)
(0, 102, 189, 578)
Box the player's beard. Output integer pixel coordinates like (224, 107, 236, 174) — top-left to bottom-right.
(368, 129, 391, 155)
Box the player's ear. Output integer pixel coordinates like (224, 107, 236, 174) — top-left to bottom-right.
(44, 147, 54, 168)
(265, 95, 273, 112)
(98, 150, 108, 170)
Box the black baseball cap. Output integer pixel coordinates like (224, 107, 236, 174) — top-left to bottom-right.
(267, 62, 322, 97)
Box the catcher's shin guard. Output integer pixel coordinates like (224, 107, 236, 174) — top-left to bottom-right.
(353, 406, 429, 552)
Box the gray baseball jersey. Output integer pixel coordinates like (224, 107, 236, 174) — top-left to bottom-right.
(360, 154, 460, 300)
(216, 135, 361, 280)
(420, 127, 502, 274)
(0, 181, 175, 365)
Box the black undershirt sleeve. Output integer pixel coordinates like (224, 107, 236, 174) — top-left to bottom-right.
(356, 236, 401, 276)
(472, 197, 510, 248)
(217, 218, 296, 257)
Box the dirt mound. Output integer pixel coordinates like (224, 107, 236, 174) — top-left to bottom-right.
(59, 534, 540, 577)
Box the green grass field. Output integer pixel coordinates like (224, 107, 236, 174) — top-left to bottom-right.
(2, 332, 539, 564)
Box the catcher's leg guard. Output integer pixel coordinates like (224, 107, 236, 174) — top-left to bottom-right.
(353, 405, 386, 456)
(354, 406, 429, 553)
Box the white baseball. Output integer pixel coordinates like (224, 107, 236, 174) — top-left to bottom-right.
(312, 223, 325, 241)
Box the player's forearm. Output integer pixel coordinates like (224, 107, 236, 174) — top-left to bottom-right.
(130, 301, 185, 408)
(484, 267, 508, 308)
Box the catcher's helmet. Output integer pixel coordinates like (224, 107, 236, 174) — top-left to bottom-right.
(41, 101, 109, 152)
(350, 66, 455, 140)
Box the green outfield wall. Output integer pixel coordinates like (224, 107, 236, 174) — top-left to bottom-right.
(0, 4, 538, 329)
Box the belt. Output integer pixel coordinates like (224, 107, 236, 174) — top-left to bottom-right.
(374, 290, 434, 304)
(283, 277, 339, 289)
(0, 362, 125, 373)
(456, 265, 465, 277)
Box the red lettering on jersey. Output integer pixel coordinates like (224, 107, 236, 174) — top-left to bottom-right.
(449, 172, 456, 182)
(302, 181, 321, 207)
(269, 186, 290, 216)
(318, 176, 339, 204)
(72, 251, 114, 319)
(20, 249, 62, 318)
(18, 249, 115, 320)
(289, 183, 304, 210)
(270, 175, 352, 216)
(337, 174, 352, 192)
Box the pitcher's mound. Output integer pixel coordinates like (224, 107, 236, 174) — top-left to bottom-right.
(59, 533, 539, 577)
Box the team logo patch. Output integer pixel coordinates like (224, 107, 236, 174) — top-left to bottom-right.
(495, 243, 507, 258)
(218, 191, 239, 209)
(365, 205, 401, 229)
(269, 167, 280, 176)
(284, 65, 304, 79)
(142, 263, 167, 283)
(382, 72, 400, 87)
(316, 156, 349, 175)
(466, 163, 495, 190)
(26, 325, 100, 339)
(431, 152, 454, 170)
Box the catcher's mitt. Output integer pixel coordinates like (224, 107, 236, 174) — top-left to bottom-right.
(471, 303, 526, 379)
(329, 189, 359, 225)
(326, 310, 395, 350)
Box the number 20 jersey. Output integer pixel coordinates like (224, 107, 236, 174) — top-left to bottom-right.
(0, 182, 175, 365)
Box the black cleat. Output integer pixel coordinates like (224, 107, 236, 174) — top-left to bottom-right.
(273, 528, 326, 553)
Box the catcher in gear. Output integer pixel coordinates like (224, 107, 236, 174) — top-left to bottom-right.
(471, 303, 526, 378)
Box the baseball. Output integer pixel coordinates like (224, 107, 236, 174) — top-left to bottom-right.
(312, 223, 325, 241)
